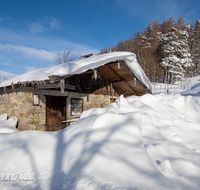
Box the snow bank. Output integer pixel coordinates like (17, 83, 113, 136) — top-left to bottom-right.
(0, 114, 19, 133)
(0, 113, 8, 121)
(0, 91, 200, 189)
(181, 81, 200, 96)
(0, 52, 152, 92)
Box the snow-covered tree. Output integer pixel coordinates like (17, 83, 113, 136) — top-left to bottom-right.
(177, 25, 193, 76)
(99, 16, 195, 82)
(159, 26, 193, 83)
(135, 21, 162, 81)
(190, 19, 200, 75)
(159, 27, 183, 83)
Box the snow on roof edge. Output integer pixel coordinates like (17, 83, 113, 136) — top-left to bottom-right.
(0, 52, 152, 92)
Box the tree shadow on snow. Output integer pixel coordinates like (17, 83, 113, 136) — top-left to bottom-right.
(48, 113, 162, 190)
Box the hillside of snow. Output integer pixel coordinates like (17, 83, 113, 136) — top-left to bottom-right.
(0, 84, 200, 189)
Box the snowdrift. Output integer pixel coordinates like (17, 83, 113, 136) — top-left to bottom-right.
(0, 113, 19, 133)
(0, 91, 200, 190)
(181, 81, 200, 96)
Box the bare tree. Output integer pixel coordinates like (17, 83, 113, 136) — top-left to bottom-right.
(54, 45, 82, 65)
(0, 70, 7, 83)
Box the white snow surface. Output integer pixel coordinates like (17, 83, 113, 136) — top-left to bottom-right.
(0, 114, 19, 133)
(1, 83, 200, 189)
(0, 52, 152, 91)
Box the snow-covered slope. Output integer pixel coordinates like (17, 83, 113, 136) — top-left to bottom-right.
(0, 86, 200, 189)
(0, 52, 152, 92)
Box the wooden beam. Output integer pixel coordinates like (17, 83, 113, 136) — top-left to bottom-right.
(112, 78, 134, 84)
(125, 82, 137, 94)
(36, 83, 59, 89)
(36, 83, 75, 90)
(99, 70, 124, 95)
(108, 65, 122, 80)
(111, 82, 113, 102)
(123, 91, 136, 94)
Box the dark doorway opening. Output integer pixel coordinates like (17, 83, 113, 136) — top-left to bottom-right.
(46, 96, 67, 131)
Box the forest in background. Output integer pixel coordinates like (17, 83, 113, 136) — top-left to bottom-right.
(99, 16, 200, 84)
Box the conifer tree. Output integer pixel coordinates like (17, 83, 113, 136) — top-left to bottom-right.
(159, 27, 183, 83)
(99, 17, 198, 82)
(190, 19, 200, 75)
(160, 25, 193, 83)
(177, 25, 193, 77)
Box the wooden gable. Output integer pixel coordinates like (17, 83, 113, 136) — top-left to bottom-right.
(65, 69, 121, 96)
(63, 60, 149, 97)
(98, 60, 149, 97)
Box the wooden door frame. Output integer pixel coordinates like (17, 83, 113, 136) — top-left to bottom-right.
(45, 95, 67, 131)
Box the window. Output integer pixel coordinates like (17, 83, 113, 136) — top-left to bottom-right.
(33, 94, 40, 106)
(71, 98, 82, 117)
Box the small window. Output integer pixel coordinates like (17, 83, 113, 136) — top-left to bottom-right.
(33, 94, 40, 106)
(110, 98, 117, 103)
(71, 98, 82, 117)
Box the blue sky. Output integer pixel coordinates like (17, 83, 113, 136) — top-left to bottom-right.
(0, 0, 199, 77)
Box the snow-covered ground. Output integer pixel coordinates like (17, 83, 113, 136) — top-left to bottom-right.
(152, 75, 200, 94)
(1, 79, 200, 189)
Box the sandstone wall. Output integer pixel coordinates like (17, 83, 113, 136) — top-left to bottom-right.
(0, 91, 46, 131)
(0, 89, 118, 131)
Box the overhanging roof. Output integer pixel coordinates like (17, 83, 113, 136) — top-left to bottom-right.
(0, 52, 152, 94)
(98, 61, 151, 96)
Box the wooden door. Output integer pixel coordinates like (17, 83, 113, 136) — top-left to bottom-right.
(46, 96, 66, 131)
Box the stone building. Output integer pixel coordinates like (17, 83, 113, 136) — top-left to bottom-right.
(0, 52, 152, 131)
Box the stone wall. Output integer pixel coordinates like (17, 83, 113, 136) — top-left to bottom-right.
(0, 89, 118, 131)
(0, 91, 46, 131)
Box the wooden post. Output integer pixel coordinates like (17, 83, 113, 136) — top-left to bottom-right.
(111, 82, 113, 103)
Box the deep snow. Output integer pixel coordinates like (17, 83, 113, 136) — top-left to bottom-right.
(0, 83, 200, 189)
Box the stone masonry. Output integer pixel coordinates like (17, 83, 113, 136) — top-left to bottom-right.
(0, 89, 118, 131)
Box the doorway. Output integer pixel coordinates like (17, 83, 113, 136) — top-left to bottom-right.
(46, 96, 67, 131)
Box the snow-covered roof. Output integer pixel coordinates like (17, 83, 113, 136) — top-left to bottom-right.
(0, 52, 152, 91)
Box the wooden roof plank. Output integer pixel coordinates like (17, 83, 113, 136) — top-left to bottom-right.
(125, 82, 137, 94)
(108, 65, 122, 80)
